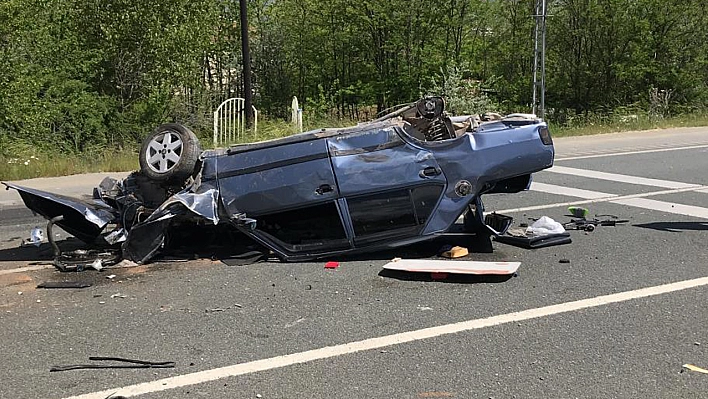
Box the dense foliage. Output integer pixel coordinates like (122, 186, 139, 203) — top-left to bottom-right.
(1, 0, 707, 155)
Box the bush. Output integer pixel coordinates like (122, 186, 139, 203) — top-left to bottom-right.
(423, 66, 499, 115)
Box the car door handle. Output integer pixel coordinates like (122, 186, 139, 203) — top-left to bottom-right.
(315, 184, 334, 195)
(419, 166, 441, 178)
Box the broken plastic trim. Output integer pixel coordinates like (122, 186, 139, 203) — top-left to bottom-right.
(468, 196, 513, 236)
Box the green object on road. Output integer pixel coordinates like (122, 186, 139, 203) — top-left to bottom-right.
(568, 206, 589, 218)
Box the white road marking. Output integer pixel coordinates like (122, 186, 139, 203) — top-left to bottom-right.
(499, 185, 707, 215)
(63, 276, 708, 399)
(547, 166, 700, 189)
(530, 182, 617, 199)
(526, 183, 708, 219)
(555, 143, 708, 161)
(612, 198, 708, 219)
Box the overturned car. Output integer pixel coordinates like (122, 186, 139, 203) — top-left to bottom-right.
(4, 97, 554, 264)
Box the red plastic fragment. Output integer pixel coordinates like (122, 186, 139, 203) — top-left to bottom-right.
(324, 261, 339, 269)
(430, 272, 448, 280)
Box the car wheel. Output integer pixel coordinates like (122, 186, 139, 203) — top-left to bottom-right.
(139, 123, 201, 184)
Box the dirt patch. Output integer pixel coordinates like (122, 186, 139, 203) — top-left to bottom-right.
(0, 273, 33, 288)
(123, 265, 151, 275)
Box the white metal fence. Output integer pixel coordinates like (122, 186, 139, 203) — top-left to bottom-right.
(213, 98, 258, 146)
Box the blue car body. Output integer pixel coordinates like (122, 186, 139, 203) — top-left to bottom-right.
(4, 98, 554, 263)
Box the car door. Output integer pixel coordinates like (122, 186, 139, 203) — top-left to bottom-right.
(215, 138, 350, 254)
(327, 125, 447, 246)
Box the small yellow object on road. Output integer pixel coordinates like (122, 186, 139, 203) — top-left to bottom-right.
(440, 246, 469, 258)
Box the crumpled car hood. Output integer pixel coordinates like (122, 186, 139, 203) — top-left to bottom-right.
(3, 182, 116, 243)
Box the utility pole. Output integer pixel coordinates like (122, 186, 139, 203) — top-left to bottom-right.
(240, 0, 254, 127)
(532, 0, 547, 118)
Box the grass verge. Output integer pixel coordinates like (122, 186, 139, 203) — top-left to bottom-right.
(1, 150, 138, 181)
(551, 113, 708, 137)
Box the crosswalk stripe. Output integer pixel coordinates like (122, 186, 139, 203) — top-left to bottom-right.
(529, 182, 616, 199)
(554, 144, 708, 161)
(526, 182, 708, 220)
(611, 198, 708, 219)
(546, 166, 699, 189)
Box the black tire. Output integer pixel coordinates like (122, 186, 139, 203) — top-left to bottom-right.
(139, 123, 201, 184)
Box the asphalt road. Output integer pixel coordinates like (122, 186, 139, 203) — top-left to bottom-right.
(1, 127, 708, 399)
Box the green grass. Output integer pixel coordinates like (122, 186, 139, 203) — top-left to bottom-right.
(1, 150, 138, 181)
(2, 111, 707, 181)
(550, 112, 708, 137)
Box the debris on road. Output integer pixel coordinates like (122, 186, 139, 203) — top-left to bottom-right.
(37, 281, 91, 289)
(681, 364, 708, 374)
(559, 259, 570, 264)
(382, 258, 521, 276)
(561, 206, 629, 232)
(563, 217, 629, 232)
(284, 317, 306, 328)
(568, 206, 589, 218)
(495, 232, 571, 249)
(50, 356, 175, 372)
(526, 216, 565, 236)
(89, 259, 103, 271)
(324, 261, 339, 269)
(490, 215, 572, 249)
(430, 272, 448, 280)
(439, 245, 469, 259)
(205, 304, 242, 313)
(29, 226, 43, 247)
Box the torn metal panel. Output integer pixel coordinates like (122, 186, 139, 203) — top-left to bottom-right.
(121, 186, 221, 263)
(151, 187, 220, 225)
(122, 213, 174, 264)
(3, 182, 115, 243)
